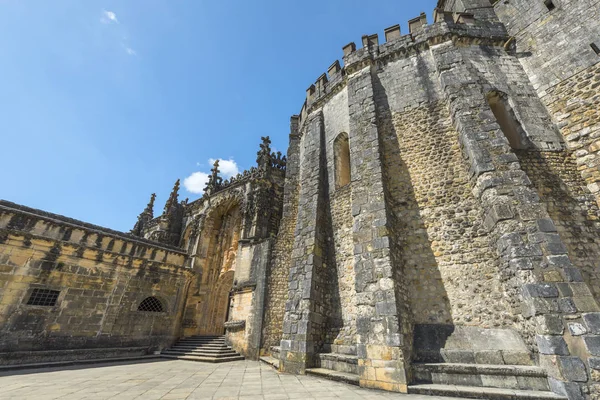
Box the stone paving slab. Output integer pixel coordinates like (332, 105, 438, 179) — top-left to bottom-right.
(0, 359, 463, 400)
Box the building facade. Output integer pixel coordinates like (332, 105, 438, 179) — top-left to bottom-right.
(1, 0, 600, 398)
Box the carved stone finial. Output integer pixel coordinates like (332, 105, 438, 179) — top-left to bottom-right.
(131, 192, 157, 237)
(204, 159, 223, 195)
(257, 136, 272, 171)
(163, 179, 180, 214)
(146, 193, 156, 216)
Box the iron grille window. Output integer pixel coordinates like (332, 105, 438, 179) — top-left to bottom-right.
(137, 297, 164, 312)
(26, 289, 60, 307)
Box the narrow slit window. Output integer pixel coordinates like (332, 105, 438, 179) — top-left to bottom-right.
(334, 133, 351, 188)
(544, 0, 556, 11)
(486, 91, 529, 150)
(138, 296, 164, 312)
(27, 289, 60, 307)
(591, 43, 600, 56)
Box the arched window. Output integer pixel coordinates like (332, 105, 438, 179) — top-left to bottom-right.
(138, 297, 164, 312)
(334, 133, 351, 188)
(486, 91, 529, 150)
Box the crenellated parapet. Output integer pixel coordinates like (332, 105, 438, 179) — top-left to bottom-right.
(297, 6, 508, 131)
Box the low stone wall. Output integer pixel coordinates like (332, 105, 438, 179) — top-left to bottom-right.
(0, 201, 191, 355)
(0, 347, 150, 366)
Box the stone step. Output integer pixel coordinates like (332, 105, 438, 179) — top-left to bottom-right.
(316, 353, 358, 374)
(174, 342, 229, 349)
(408, 384, 566, 399)
(413, 363, 550, 391)
(305, 368, 359, 386)
(168, 347, 235, 354)
(160, 354, 244, 363)
(187, 336, 224, 339)
(259, 356, 279, 369)
(162, 350, 240, 358)
(176, 339, 226, 344)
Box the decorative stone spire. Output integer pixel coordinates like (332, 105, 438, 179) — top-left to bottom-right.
(163, 179, 180, 215)
(256, 136, 272, 171)
(204, 159, 223, 196)
(131, 193, 156, 236)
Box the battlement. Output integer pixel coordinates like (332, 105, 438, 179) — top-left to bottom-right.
(298, 5, 508, 128)
(0, 200, 187, 269)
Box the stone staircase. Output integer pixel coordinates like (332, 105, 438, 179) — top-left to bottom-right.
(160, 335, 244, 363)
(408, 362, 566, 399)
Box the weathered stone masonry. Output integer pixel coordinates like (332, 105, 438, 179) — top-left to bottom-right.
(270, 0, 600, 398)
(0, 200, 191, 364)
(1, 0, 600, 399)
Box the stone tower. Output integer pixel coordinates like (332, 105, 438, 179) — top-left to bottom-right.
(260, 1, 600, 398)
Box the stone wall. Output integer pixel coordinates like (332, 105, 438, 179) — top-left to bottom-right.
(516, 150, 600, 304)
(261, 121, 301, 353)
(542, 63, 600, 207)
(493, 0, 600, 95)
(0, 201, 190, 355)
(379, 101, 514, 328)
(325, 184, 356, 351)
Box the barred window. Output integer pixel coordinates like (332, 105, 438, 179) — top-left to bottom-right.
(27, 289, 60, 307)
(138, 297, 164, 312)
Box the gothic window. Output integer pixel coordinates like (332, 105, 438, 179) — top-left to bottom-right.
(486, 91, 529, 150)
(137, 297, 164, 312)
(334, 133, 351, 188)
(26, 288, 60, 307)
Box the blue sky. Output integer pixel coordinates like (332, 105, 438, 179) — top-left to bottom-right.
(0, 0, 437, 232)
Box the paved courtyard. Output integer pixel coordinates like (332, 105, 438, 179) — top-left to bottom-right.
(0, 359, 462, 400)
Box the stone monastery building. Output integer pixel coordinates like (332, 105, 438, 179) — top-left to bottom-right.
(1, 0, 600, 398)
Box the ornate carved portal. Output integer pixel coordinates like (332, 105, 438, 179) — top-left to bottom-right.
(205, 270, 234, 335)
(194, 202, 242, 335)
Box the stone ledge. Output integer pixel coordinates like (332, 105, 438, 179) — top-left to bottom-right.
(305, 368, 360, 386)
(408, 384, 566, 399)
(224, 320, 246, 330)
(0, 354, 161, 371)
(413, 363, 548, 377)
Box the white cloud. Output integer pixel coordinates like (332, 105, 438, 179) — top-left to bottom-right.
(209, 158, 239, 178)
(183, 158, 240, 195)
(124, 47, 137, 56)
(183, 172, 209, 194)
(101, 10, 119, 24)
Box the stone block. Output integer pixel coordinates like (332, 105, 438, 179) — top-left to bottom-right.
(558, 356, 588, 382)
(563, 268, 584, 282)
(589, 357, 600, 370)
(583, 313, 600, 334)
(584, 336, 600, 356)
(573, 296, 600, 312)
(548, 255, 573, 269)
(536, 335, 569, 355)
(536, 314, 564, 335)
(549, 378, 585, 400)
(568, 323, 587, 336)
(524, 283, 559, 298)
(474, 350, 504, 365)
(537, 218, 558, 232)
(559, 298, 578, 314)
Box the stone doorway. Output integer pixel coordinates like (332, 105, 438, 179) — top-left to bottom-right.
(192, 201, 241, 335)
(205, 270, 234, 335)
